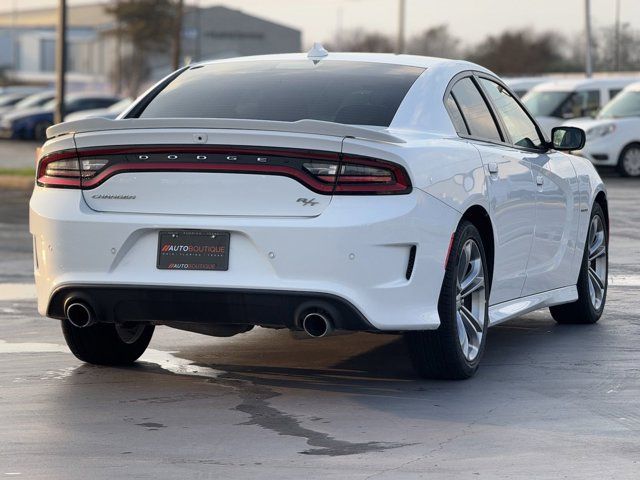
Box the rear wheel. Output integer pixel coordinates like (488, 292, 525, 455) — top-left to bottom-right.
(405, 221, 489, 380)
(550, 202, 608, 324)
(34, 121, 52, 142)
(62, 320, 154, 365)
(617, 143, 640, 177)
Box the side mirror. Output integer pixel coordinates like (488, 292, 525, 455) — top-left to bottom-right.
(551, 126, 585, 151)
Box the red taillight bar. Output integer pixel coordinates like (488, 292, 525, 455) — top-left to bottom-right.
(36, 145, 412, 195)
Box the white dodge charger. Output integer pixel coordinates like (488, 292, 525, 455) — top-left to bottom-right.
(30, 50, 608, 379)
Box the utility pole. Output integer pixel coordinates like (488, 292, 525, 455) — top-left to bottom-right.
(397, 0, 406, 54)
(614, 0, 621, 71)
(172, 0, 184, 70)
(115, 0, 122, 95)
(54, 0, 67, 124)
(585, 0, 593, 78)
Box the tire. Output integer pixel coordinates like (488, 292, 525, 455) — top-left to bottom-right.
(62, 320, 154, 365)
(616, 143, 640, 177)
(550, 202, 608, 324)
(33, 121, 52, 142)
(405, 221, 490, 380)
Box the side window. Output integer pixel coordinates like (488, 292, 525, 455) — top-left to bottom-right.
(445, 93, 469, 135)
(450, 77, 502, 142)
(479, 78, 543, 150)
(559, 90, 600, 119)
(609, 88, 622, 99)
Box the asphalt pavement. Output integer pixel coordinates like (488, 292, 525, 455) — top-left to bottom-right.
(1, 163, 639, 478)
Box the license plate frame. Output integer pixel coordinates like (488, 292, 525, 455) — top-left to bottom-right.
(157, 230, 230, 271)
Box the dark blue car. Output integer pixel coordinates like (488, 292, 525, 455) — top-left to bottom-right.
(0, 93, 121, 141)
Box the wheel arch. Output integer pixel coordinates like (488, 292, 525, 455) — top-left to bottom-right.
(460, 205, 494, 287)
(594, 189, 609, 236)
(618, 141, 640, 176)
(619, 141, 640, 160)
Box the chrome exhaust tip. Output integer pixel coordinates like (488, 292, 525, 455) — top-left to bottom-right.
(301, 311, 333, 338)
(65, 302, 96, 329)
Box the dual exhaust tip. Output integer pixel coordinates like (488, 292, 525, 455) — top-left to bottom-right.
(301, 311, 334, 338)
(65, 301, 96, 329)
(64, 300, 336, 336)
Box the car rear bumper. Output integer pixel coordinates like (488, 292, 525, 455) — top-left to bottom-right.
(30, 186, 460, 331)
(47, 285, 374, 331)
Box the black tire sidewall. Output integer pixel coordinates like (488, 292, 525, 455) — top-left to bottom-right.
(579, 203, 608, 319)
(34, 121, 52, 142)
(438, 221, 490, 374)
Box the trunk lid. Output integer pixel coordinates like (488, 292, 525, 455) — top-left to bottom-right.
(76, 127, 345, 217)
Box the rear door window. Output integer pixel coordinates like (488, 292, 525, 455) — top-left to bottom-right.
(450, 77, 502, 142)
(137, 60, 425, 127)
(479, 78, 543, 149)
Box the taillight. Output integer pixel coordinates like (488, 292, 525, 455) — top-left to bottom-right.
(303, 156, 411, 194)
(36, 146, 411, 195)
(37, 151, 111, 188)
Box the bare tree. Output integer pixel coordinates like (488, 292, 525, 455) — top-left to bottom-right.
(597, 23, 640, 71)
(407, 25, 460, 58)
(326, 29, 394, 53)
(466, 29, 566, 75)
(106, 0, 178, 96)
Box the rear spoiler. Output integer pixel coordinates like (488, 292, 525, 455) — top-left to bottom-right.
(46, 117, 406, 144)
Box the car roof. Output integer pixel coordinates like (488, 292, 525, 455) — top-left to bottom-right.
(196, 51, 490, 73)
(531, 77, 639, 92)
(622, 81, 640, 92)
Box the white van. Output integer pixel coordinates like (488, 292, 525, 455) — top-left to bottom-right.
(523, 77, 638, 134)
(503, 76, 554, 98)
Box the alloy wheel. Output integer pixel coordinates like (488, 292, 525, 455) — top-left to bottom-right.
(622, 147, 640, 177)
(455, 239, 486, 361)
(587, 214, 607, 310)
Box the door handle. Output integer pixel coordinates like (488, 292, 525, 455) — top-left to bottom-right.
(488, 162, 499, 174)
(536, 175, 544, 186)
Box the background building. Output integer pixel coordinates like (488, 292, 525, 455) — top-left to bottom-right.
(0, 3, 301, 90)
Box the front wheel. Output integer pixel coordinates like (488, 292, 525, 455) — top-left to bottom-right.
(62, 320, 154, 365)
(405, 221, 490, 380)
(617, 143, 640, 177)
(550, 202, 608, 324)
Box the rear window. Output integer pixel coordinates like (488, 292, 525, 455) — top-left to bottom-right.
(137, 60, 425, 127)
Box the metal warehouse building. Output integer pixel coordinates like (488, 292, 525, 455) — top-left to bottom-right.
(0, 3, 301, 86)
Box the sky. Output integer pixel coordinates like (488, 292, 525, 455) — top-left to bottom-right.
(4, 0, 639, 48)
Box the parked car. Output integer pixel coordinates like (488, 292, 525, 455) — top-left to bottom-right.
(0, 85, 44, 96)
(64, 98, 133, 122)
(0, 93, 121, 141)
(0, 90, 55, 120)
(0, 93, 34, 116)
(566, 81, 640, 177)
(31, 51, 608, 380)
(503, 76, 554, 97)
(523, 77, 637, 134)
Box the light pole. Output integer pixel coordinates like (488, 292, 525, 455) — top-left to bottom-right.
(585, 0, 593, 78)
(54, 0, 67, 124)
(397, 0, 406, 54)
(614, 0, 621, 71)
(172, 0, 184, 70)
